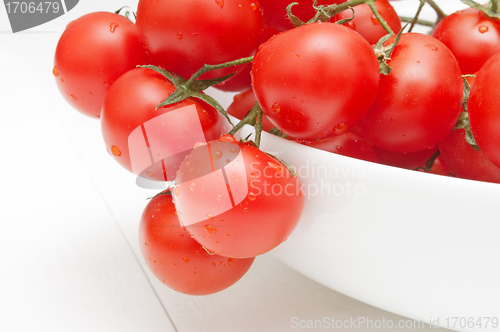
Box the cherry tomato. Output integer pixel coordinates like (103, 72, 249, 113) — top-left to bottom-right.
(139, 191, 255, 295)
(135, 0, 263, 80)
(54, 12, 150, 118)
(432, 8, 500, 74)
(335, 0, 401, 45)
(371, 145, 439, 170)
(215, 25, 280, 92)
(227, 89, 276, 132)
(252, 22, 380, 141)
(438, 129, 500, 183)
(468, 51, 500, 169)
(355, 33, 463, 153)
(301, 132, 378, 163)
(259, 0, 342, 31)
(101, 67, 222, 182)
(173, 135, 304, 258)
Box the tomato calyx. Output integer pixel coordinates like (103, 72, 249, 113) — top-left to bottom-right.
(373, 23, 406, 75)
(416, 149, 441, 173)
(454, 75, 480, 151)
(147, 189, 172, 200)
(462, 0, 500, 19)
(139, 57, 254, 125)
(286, 0, 394, 34)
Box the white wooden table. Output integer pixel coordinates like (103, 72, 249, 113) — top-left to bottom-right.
(0, 1, 474, 331)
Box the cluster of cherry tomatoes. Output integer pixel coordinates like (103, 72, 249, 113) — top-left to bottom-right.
(53, 0, 500, 295)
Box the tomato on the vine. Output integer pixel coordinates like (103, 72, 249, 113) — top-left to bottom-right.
(139, 191, 255, 295)
(173, 135, 304, 258)
(354, 33, 463, 153)
(101, 67, 222, 182)
(252, 22, 380, 141)
(54, 12, 150, 118)
(227, 89, 275, 132)
(438, 129, 500, 184)
(432, 7, 500, 74)
(335, 0, 401, 45)
(135, 0, 263, 80)
(301, 132, 378, 163)
(468, 51, 500, 169)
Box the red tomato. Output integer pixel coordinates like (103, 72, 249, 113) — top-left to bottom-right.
(53, 12, 150, 118)
(215, 25, 280, 92)
(468, 51, 500, 169)
(259, 0, 342, 31)
(227, 89, 276, 132)
(335, 0, 401, 44)
(371, 145, 439, 170)
(439, 128, 500, 183)
(173, 135, 304, 258)
(355, 33, 463, 153)
(101, 67, 222, 182)
(301, 132, 378, 163)
(252, 22, 380, 141)
(135, 0, 263, 80)
(139, 191, 255, 295)
(432, 8, 500, 74)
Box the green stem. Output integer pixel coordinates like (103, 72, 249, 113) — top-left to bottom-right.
(184, 56, 254, 91)
(425, 0, 447, 23)
(399, 16, 435, 28)
(228, 102, 263, 140)
(408, 0, 426, 32)
(490, 0, 499, 14)
(366, 0, 394, 34)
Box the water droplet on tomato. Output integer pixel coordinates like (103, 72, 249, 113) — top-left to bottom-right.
(206, 214, 214, 222)
(194, 141, 206, 148)
(479, 25, 489, 33)
(109, 22, 118, 33)
(230, 147, 237, 153)
(145, 171, 155, 178)
(243, 207, 248, 212)
(227, 258, 236, 266)
(212, 150, 223, 159)
(424, 43, 438, 52)
(202, 246, 216, 255)
(183, 257, 190, 263)
(111, 146, 121, 156)
(371, 15, 380, 25)
(216, 195, 222, 201)
(190, 182, 196, 191)
(332, 122, 348, 136)
(174, 186, 180, 196)
(177, 32, 183, 39)
(250, 2, 257, 10)
(226, 232, 231, 236)
(205, 225, 217, 235)
(250, 180, 258, 188)
(52, 66, 58, 77)
(248, 192, 256, 201)
(238, 4, 242, 9)
(215, 0, 224, 8)
(271, 103, 281, 113)
(234, 176, 239, 182)
(225, 159, 231, 163)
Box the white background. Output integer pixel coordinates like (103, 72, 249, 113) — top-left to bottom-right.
(0, 1, 479, 331)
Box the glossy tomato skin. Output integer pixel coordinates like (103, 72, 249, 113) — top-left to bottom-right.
(173, 135, 304, 258)
(468, 52, 500, 169)
(54, 12, 150, 118)
(438, 129, 500, 183)
(259, 0, 342, 31)
(215, 25, 280, 92)
(301, 132, 378, 163)
(355, 33, 463, 153)
(252, 22, 380, 141)
(432, 8, 500, 74)
(370, 144, 438, 170)
(227, 89, 276, 132)
(335, 0, 401, 45)
(135, 0, 263, 80)
(139, 191, 255, 295)
(101, 68, 222, 182)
